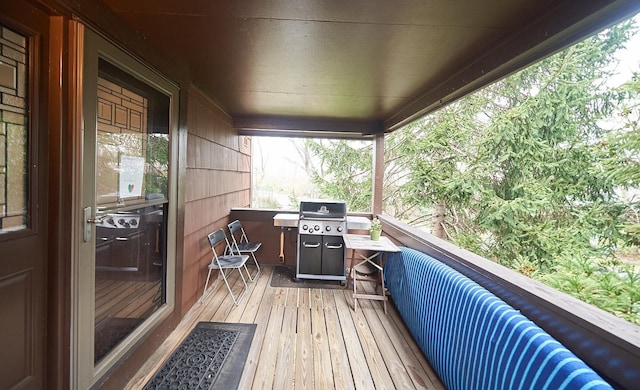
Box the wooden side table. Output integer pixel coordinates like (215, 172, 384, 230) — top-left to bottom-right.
(343, 234, 400, 314)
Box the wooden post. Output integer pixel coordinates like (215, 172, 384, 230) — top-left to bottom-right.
(372, 134, 384, 216)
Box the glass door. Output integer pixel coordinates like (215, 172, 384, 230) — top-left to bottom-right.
(91, 58, 170, 363)
(73, 25, 178, 389)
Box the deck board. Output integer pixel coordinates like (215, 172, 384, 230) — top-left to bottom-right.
(324, 295, 356, 389)
(333, 289, 377, 390)
(252, 304, 284, 389)
(311, 302, 333, 389)
(358, 293, 414, 388)
(237, 274, 276, 390)
(124, 266, 445, 389)
(273, 306, 297, 389)
(362, 280, 442, 389)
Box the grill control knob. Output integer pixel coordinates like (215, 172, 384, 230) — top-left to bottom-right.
(302, 224, 308, 231)
(337, 226, 343, 232)
(129, 219, 138, 226)
(314, 225, 320, 231)
(107, 218, 115, 225)
(326, 226, 332, 232)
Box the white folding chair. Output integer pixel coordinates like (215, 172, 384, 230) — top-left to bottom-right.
(227, 220, 262, 282)
(201, 228, 249, 305)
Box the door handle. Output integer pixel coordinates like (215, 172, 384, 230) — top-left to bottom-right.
(83, 207, 106, 242)
(303, 242, 320, 248)
(83, 207, 92, 242)
(325, 243, 343, 249)
(87, 216, 106, 224)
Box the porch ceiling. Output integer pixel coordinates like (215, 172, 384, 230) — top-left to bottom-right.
(102, 0, 639, 137)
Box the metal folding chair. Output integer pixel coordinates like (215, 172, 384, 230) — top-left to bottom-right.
(201, 228, 249, 305)
(227, 220, 262, 282)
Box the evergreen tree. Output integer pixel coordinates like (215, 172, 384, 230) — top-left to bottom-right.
(393, 21, 634, 270)
(306, 139, 372, 211)
(306, 19, 640, 323)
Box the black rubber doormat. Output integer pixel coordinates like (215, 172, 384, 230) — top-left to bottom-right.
(144, 322, 256, 390)
(270, 265, 345, 289)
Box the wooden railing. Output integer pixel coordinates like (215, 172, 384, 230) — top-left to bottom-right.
(379, 214, 640, 389)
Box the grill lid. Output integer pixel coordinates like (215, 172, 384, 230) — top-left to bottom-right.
(299, 200, 347, 219)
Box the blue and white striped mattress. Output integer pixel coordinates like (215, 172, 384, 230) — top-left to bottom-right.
(384, 247, 612, 390)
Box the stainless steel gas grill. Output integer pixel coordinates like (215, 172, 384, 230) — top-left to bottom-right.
(296, 200, 347, 282)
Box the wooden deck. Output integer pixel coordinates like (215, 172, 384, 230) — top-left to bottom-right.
(124, 266, 444, 389)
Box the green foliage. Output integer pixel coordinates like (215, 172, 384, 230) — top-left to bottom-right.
(145, 134, 169, 197)
(306, 18, 640, 324)
(603, 72, 640, 246)
(540, 256, 640, 325)
(388, 21, 635, 268)
(305, 139, 372, 212)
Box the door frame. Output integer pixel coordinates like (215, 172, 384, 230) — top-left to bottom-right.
(70, 22, 179, 389)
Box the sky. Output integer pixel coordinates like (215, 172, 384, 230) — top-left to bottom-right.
(252, 137, 306, 182)
(607, 13, 640, 86)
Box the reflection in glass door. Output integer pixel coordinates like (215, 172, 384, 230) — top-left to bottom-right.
(92, 59, 170, 363)
(75, 25, 177, 388)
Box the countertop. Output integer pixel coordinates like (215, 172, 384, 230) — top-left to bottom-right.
(273, 213, 371, 230)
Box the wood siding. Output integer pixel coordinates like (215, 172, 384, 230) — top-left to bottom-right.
(182, 86, 251, 312)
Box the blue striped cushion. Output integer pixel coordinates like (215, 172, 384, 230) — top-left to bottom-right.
(384, 247, 612, 390)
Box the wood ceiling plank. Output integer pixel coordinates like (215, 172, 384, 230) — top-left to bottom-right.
(99, 0, 640, 132)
